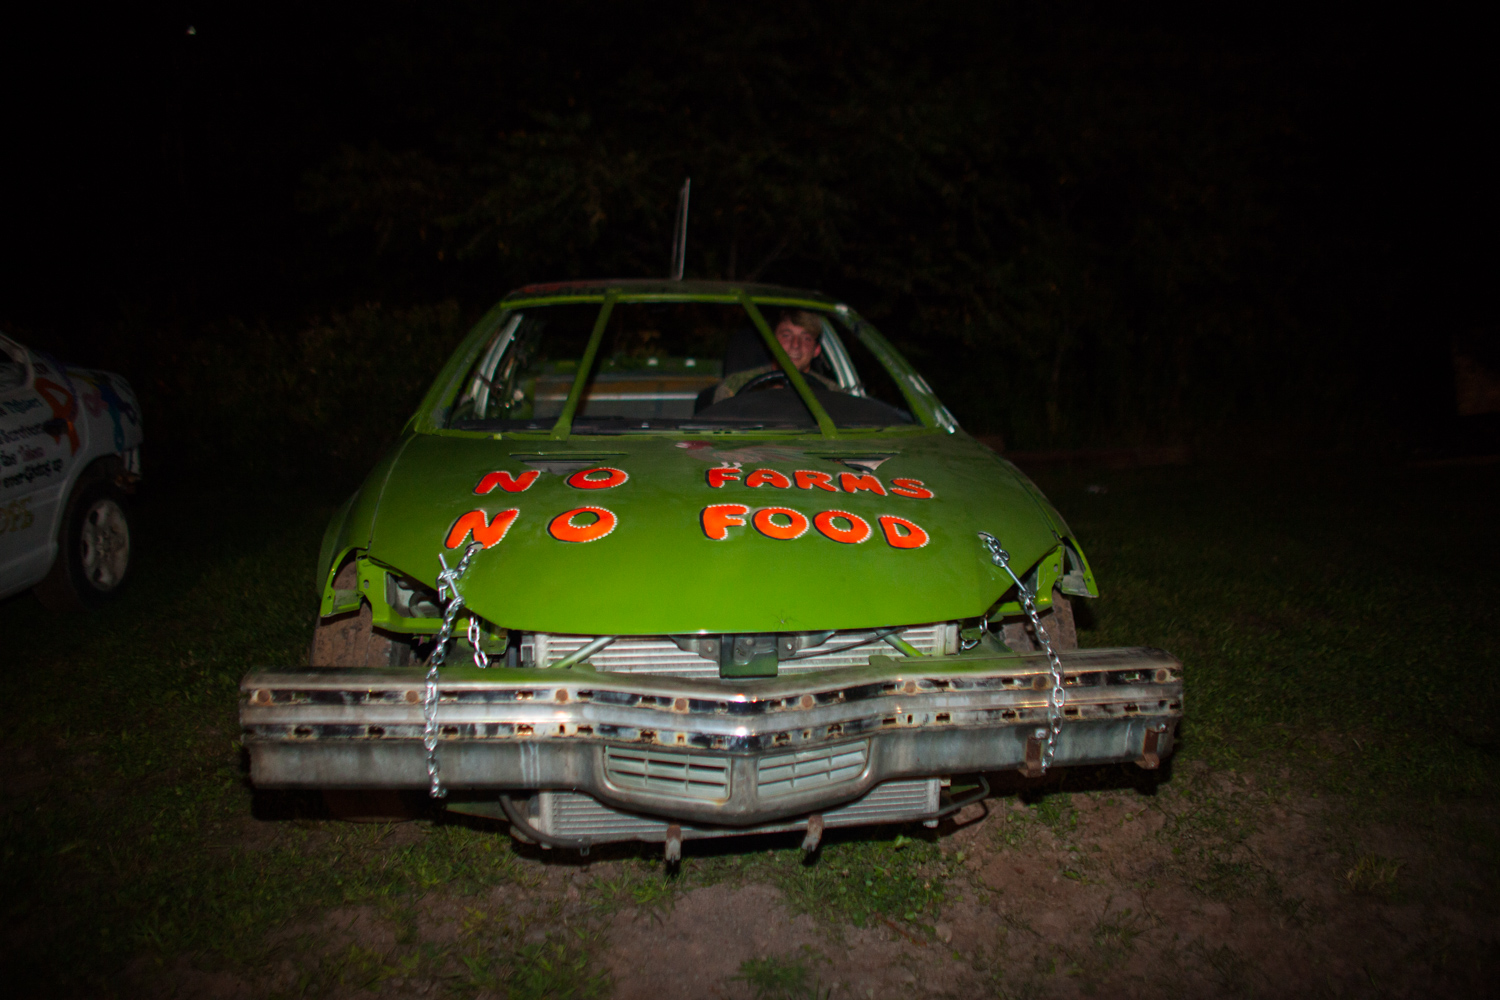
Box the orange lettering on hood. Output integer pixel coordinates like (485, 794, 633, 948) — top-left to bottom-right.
(813, 510, 872, 544)
(877, 515, 929, 549)
(474, 470, 540, 494)
(746, 468, 792, 489)
(839, 472, 886, 495)
(549, 506, 618, 542)
(752, 507, 810, 540)
(889, 478, 934, 499)
(446, 508, 520, 549)
(567, 467, 629, 489)
(701, 503, 749, 540)
(794, 470, 838, 492)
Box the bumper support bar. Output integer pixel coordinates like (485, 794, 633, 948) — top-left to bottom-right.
(240, 646, 1181, 827)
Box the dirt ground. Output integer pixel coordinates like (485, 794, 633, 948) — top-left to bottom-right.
(6, 466, 1497, 998)
(134, 759, 1498, 1000)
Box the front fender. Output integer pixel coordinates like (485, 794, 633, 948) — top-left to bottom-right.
(314, 433, 418, 610)
(1060, 537, 1100, 598)
(316, 492, 359, 591)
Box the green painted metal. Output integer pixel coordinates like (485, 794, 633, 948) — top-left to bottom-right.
(318, 280, 1093, 638)
(409, 302, 512, 435)
(316, 431, 419, 600)
(549, 290, 618, 440)
(1062, 537, 1101, 598)
(359, 430, 1068, 634)
(316, 492, 358, 593)
(884, 634, 924, 657)
(990, 544, 1064, 617)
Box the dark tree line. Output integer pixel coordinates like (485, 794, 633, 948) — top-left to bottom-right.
(3, 2, 1430, 465)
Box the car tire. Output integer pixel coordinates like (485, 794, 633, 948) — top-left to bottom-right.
(308, 560, 419, 666)
(1000, 587, 1079, 653)
(33, 466, 133, 612)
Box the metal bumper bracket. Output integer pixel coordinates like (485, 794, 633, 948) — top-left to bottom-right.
(1137, 722, 1168, 770)
(1021, 729, 1046, 778)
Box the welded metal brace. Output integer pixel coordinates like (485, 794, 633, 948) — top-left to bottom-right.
(425, 540, 484, 798)
(979, 532, 1066, 771)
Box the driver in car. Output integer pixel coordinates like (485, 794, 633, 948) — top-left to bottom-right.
(712, 309, 841, 404)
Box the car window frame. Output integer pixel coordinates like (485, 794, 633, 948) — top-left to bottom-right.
(455, 312, 525, 421)
(813, 318, 862, 395)
(409, 290, 958, 438)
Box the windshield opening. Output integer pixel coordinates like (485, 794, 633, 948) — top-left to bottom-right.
(448, 301, 917, 433)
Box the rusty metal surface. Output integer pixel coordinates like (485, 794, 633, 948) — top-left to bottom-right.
(802, 813, 825, 852)
(1138, 723, 1164, 769)
(240, 646, 1182, 826)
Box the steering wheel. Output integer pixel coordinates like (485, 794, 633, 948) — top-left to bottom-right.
(735, 370, 791, 395)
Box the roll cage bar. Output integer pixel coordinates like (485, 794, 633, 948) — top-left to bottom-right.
(408, 282, 959, 440)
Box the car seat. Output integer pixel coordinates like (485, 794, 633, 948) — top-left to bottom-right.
(695, 325, 772, 413)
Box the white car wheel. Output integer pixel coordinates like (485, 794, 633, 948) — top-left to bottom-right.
(34, 469, 134, 612)
(80, 497, 130, 592)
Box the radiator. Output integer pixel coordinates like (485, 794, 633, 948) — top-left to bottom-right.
(522, 623, 958, 678)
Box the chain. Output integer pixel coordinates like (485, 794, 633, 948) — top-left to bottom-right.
(424, 541, 483, 798)
(467, 615, 490, 669)
(979, 532, 1066, 770)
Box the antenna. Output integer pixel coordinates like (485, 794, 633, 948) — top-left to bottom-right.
(669, 177, 690, 280)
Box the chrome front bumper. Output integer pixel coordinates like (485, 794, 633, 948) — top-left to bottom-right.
(240, 646, 1182, 826)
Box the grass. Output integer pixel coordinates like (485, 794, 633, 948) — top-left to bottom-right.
(575, 825, 953, 933)
(1089, 900, 1145, 964)
(735, 951, 830, 1000)
(1044, 459, 1500, 807)
(683, 830, 953, 929)
(1, 456, 1496, 994)
(1343, 853, 1404, 895)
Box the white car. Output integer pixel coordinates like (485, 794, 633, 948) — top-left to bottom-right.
(1, 332, 142, 610)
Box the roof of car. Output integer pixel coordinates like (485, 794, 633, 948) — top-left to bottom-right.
(503, 278, 841, 306)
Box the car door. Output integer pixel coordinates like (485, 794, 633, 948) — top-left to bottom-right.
(0, 335, 82, 597)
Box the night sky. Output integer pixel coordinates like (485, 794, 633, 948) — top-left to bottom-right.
(0, 3, 1486, 451)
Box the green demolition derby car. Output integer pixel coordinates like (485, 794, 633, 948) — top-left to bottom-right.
(240, 280, 1181, 856)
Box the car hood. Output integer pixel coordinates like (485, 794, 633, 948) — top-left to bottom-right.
(366, 432, 1067, 635)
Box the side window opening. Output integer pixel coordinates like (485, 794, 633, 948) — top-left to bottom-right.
(449, 304, 601, 426)
(453, 313, 522, 420)
(829, 314, 918, 422)
(815, 320, 863, 395)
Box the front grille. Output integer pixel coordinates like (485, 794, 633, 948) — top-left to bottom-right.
(603, 746, 731, 801)
(757, 741, 870, 799)
(535, 778, 941, 845)
(524, 623, 957, 677)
